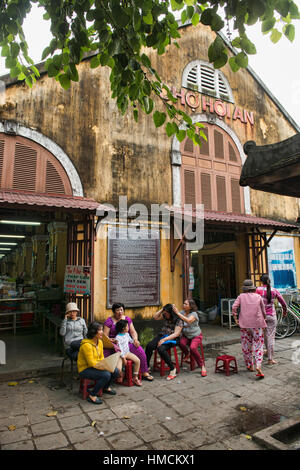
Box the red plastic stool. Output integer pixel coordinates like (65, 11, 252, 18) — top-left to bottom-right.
(215, 355, 238, 376)
(79, 378, 103, 400)
(153, 346, 180, 377)
(121, 360, 142, 386)
(180, 343, 205, 371)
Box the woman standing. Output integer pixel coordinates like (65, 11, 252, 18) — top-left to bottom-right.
(60, 302, 87, 360)
(256, 274, 287, 365)
(103, 303, 154, 381)
(232, 279, 267, 378)
(77, 322, 120, 404)
(172, 300, 207, 377)
(145, 304, 183, 381)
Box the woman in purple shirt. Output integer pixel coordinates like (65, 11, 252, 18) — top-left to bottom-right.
(256, 274, 287, 365)
(103, 303, 154, 381)
(232, 279, 267, 378)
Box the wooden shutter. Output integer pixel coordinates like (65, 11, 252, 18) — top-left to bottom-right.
(13, 142, 37, 191)
(214, 130, 224, 159)
(187, 65, 198, 90)
(45, 160, 66, 194)
(200, 64, 215, 95)
(201, 173, 212, 210)
(0, 139, 4, 184)
(216, 175, 227, 211)
(218, 73, 230, 101)
(229, 142, 237, 162)
(231, 178, 241, 213)
(184, 138, 194, 154)
(199, 127, 209, 156)
(184, 169, 196, 207)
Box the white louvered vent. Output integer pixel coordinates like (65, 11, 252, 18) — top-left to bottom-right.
(200, 65, 215, 94)
(187, 65, 198, 90)
(182, 61, 234, 102)
(45, 160, 65, 194)
(13, 142, 37, 191)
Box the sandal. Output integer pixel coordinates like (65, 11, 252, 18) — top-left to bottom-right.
(166, 373, 177, 381)
(142, 374, 154, 381)
(256, 369, 264, 379)
(133, 376, 142, 387)
(201, 370, 207, 377)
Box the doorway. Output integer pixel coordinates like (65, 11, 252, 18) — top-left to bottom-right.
(203, 253, 236, 308)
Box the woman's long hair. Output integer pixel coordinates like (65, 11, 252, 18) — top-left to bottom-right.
(186, 299, 198, 312)
(162, 303, 177, 323)
(87, 321, 103, 339)
(260, 274, 272, 303)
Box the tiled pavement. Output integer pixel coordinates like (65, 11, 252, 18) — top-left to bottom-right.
(0, 336, 299, 451)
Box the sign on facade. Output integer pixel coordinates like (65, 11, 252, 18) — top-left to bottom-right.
(107, 227, 160, 307)
(63, 265, 91, 295)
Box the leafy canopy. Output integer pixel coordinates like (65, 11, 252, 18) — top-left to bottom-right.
(0, 0, 299, 145)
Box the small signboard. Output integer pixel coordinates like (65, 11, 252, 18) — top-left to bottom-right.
(63, 265, 91, 295)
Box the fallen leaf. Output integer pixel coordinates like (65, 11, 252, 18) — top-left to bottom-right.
(91, 421, 96, 427)
(245, 435, 252, 440)
(8, 425, 16, 431)
(8, 382, 18, 386)
(240, 406, 247, 412)
(46, 411, 58, 417)
(122, 416, 130, 419)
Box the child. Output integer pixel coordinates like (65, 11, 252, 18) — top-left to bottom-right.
(115, 319, 142, 386)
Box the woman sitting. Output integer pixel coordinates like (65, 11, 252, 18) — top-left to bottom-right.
(59, 302, 87, 361)
(173, 300, 207, 377)
(77, 321, 120, 404)
(104, 302, 154, 381)
(145, 304, 183, 381)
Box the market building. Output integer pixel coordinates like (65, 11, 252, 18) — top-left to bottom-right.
(0, 21, 299, 337)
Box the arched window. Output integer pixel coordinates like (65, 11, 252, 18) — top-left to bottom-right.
(0, 133, 72, 195)
(182, 60, 234, 103)
(181, 123, 244, 213)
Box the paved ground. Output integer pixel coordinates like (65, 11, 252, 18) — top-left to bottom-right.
(0, 334, 299, 452)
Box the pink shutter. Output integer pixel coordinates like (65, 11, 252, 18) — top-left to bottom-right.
(0, 139, 4, 185)
(214, 130, 224, 159)
(201, 173, 212, 210)
(13, 142, 37, 191)
(183, 138, 194, 154)
(199, 127, 209, 156)
(231, 178, 241, 213)
(184, 169, 196, 208)
(216, 175, 227, 211)
(229, 142, 237, 161)
(45, 160, 66, 194)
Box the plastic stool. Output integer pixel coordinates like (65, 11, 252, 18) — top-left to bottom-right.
(153, 346, 180, 377)
(215, 355, 238, 376)
(79, 378, 103, 400)
(180, 343, 205, 371)
(121, 360, 142, 387)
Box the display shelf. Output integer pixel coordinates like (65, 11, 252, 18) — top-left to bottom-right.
(220, 298, 237, 329)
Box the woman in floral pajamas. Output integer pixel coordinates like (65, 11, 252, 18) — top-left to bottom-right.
(256, 274, 287, 365)
(232, 279, 267, 378)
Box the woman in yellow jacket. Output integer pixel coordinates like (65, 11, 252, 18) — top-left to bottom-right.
(78, 322, 120, 404)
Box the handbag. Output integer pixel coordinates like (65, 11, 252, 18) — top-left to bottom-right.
(95, 351, 121, 373)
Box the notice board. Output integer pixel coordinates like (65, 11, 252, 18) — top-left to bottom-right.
(63, 265, 91, 295)
(107, 227, 160, 307)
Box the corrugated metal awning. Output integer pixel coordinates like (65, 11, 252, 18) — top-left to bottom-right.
(167, 206, 298, 232)
(0, 190, 114, 213)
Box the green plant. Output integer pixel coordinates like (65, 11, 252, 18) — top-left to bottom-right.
(139, 326, 155, 349)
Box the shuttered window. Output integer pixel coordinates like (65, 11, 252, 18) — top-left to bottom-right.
(183, 60, 234, 103)
(181, 123, 244, 213)
(13, 143, 37, 191)
(0, 133, 72, 195)
(184, 169, 196, 207)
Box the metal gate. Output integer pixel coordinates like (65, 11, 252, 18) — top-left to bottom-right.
(66, 216, 94, 324)
(247, 229, 273, 286)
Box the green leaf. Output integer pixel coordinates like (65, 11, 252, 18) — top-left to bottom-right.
(153, 110, 166, 127)
(143, 11, 153, 25)
(229, 56, 240, 72)
(213, 52, 228, 69)
(240, 38, 256, 54)
(270, 28, 282, 43)
(261, 18, 276, 33)
(10, 43, 20, 59)
(1, 45, 10, 57)
(191, 13, 200, 26)
(284, 24, 295, 42)
(166, 122, 177, 137)
(235, 52, 248, 68)
(47, 63, 59, 78)
(133, 108, 139, 122)
(58, 74, 71, 90)
(90, 55, 100, 68)
(176, 129, 186, 142)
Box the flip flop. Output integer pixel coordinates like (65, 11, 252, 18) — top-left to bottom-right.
(201, 370, 207, 377)
(142, 375, 154, 381)
(166, 373, 177, 381)
(256, 370, 264, 379)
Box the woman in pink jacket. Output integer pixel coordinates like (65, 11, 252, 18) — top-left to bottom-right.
(256, 274, 287, 365)
(232, 279, 267, 378)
